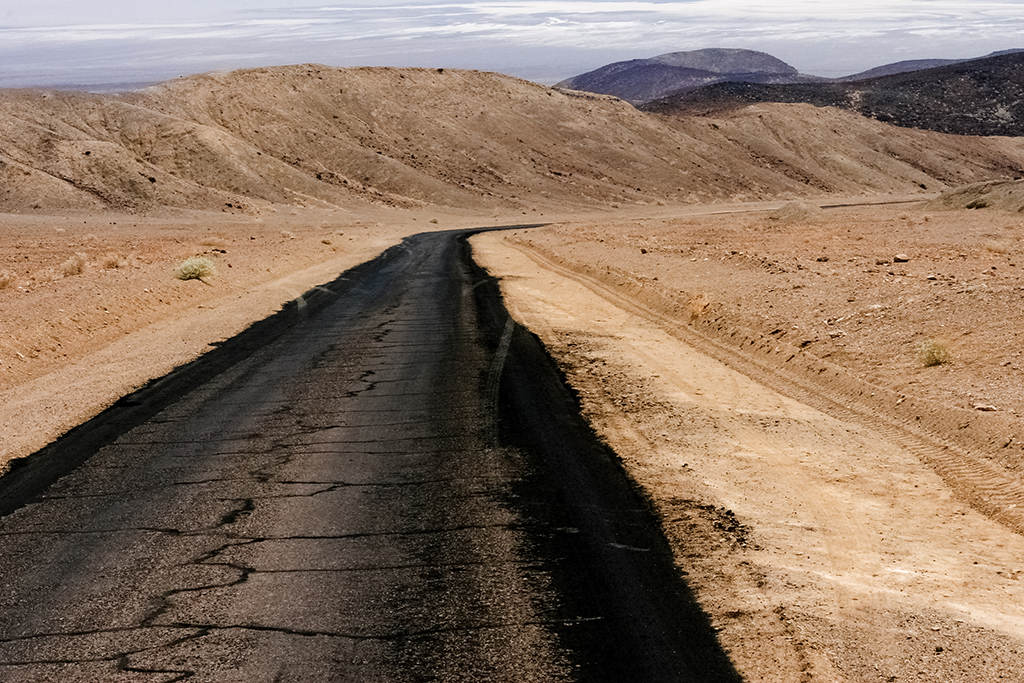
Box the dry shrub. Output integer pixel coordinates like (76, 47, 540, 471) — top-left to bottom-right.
(61, 253, 88, 277)
(101, 252, 129, 269)
(175, 257, 215, 281)
(919, 339, 950, 367)
(769, 201, 824, 224)
(688, 293, 711, 321)
(984, 239, 1011, 254)
(0, 269, 16, 289)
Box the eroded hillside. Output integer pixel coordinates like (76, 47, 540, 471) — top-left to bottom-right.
(3, 65, 1024, 215)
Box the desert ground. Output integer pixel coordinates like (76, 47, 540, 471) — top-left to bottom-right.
(3, 65, 1024, 681)
(472, 200, 1024, 682)
(4, 198, 1023, 681)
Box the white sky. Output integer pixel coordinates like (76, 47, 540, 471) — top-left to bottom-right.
(1, 0, 1023, 88)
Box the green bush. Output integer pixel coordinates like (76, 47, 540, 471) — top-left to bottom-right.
(175, 256, 215, 281)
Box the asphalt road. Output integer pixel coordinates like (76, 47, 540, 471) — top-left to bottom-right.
(0, 227, 740, 682)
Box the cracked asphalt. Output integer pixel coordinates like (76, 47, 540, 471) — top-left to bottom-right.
(0, 228, 739, 682)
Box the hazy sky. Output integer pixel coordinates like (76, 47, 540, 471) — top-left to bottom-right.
(1, 0, 1023, 88)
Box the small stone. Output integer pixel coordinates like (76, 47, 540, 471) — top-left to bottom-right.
(894, 254, 910, 263)
(973, 403, 999, 412)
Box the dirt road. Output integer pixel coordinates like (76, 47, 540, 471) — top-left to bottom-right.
(472, 231, 1024, 682)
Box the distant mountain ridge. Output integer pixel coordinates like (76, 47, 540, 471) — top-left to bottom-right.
(839, 48, 1024, 81)
(555, 48, 823, 104)
(557, 47, 1024, 111)
(641, 51, 1024, 137)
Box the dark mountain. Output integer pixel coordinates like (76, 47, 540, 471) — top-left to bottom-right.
(642, 51, 1024, 137)
(838, 49, 1024, 81)
(555, 48, 822, 104)
(838, 59, 961, 81)
(646, 49, 796, 74)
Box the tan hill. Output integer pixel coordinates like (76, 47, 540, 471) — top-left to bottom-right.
(652, 102, 1024, 198)
(3, 64, 1024, 215)
(927, 178, 1024, 211)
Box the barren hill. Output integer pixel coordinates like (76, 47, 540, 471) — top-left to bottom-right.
(3, 65, 1024, 215)
(644, 51, 1024, 137)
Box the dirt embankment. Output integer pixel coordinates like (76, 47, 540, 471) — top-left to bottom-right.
(472, 203, 1024, 682)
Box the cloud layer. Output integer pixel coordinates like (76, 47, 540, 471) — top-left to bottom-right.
(2, 0, 1023, 87)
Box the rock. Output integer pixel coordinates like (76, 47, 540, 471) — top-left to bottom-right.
(973, 402, 999, 411)
(894, 253, 910, 262)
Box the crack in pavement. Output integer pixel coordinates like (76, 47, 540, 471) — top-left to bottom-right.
(0, 227, 735, 681)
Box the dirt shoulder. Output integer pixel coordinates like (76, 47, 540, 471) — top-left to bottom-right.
(471, 205, 1024, 682)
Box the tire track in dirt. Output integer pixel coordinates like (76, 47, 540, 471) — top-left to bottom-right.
(492, 256, 893, 681)
(473, 231, 1024, 682)
(503, 239, 1024, 537)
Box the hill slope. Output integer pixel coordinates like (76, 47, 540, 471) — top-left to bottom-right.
(838, 48, 1024, 81)
(644, 52, 1024, 137)
(3, 65, 1024, 215)
(927, 178, 1024, 212)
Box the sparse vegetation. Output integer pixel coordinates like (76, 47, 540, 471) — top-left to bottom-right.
(101, 252, 129, 269)
(61, 253, 88, 277)
(918, 339, 950, 367)
(175, 256, 215, 281)
(687, 293, 711, 321)
(0, 269, 16, 289)
(984, 239, 1011, 254)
